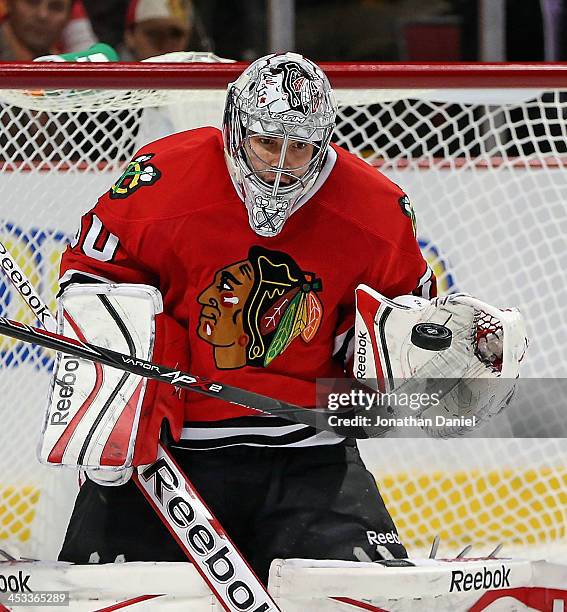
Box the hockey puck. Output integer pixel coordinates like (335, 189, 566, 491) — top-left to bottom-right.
(411, 323, 452, 351)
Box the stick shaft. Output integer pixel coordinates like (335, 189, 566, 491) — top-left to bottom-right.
(0, 315, 329, 432)
(0, 239, 57, 333)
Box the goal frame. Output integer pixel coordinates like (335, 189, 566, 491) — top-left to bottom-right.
(1, 61, 567, 89)
(1, 61, 567, 562)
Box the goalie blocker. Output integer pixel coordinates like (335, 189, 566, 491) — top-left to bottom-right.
(42, 283, 189, 482)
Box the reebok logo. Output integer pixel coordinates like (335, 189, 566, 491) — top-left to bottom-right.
(366, 530, 402, 546)
(0, 571, 31, 592)
(51, 353, 80, 425)
(356, 331, 368, 379)
(0, 241, 51, 327)
(140, 453, 274, 611)
(450, 565, 511, 592)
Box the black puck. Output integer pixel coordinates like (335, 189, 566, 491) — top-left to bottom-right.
(411, 323, 452, 351)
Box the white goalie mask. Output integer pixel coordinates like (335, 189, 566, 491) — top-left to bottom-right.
(223, 52, 338, 237)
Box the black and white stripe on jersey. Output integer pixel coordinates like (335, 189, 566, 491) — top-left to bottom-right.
(171, 416, 345, 450)
(58, 269, 114, 295)
(416, 264, 434, 299)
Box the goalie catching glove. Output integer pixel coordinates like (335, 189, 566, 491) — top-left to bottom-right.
(40, 283, 189, 484)
(354, 285, 528, 437)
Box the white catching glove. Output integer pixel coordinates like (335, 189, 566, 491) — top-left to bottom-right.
(415, 293, 528, 436)
(354, 286, 529, 438)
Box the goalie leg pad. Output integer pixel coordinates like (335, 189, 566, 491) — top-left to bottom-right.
(41, 283, 188, 472)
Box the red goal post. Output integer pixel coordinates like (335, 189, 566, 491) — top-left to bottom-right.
(2, 61, 567, 88)
(0, 61, 566, 562)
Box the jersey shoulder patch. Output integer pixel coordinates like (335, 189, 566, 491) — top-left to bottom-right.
(109, 153, 161, 200)
(398, 194, 417, 236)
(100, 127, 225, 222)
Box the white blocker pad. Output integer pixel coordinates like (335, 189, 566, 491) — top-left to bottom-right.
(40, 284, 162, 471)
(354, 285, 528, 436)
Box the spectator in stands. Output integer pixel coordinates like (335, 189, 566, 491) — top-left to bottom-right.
(120, 0, 194, 61)
(61, 0, 97, 54)
(80, 0, 128, 49)
(0, 0, 73, 61)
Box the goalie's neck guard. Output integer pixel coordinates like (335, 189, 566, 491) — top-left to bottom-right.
(222, 52, 338, 237)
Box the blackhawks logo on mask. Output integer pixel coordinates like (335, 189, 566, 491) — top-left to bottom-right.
(109, 154, 161, 199)
(197, 246, 324, 370)
(256, 61, 323, 123)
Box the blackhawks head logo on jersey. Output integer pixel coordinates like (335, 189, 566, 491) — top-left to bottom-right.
(197, 246, 323, 370)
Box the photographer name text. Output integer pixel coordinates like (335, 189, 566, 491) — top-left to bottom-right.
(327, 413, 477, 428)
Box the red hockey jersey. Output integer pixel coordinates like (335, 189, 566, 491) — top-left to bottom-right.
(60, 127, 436, 448)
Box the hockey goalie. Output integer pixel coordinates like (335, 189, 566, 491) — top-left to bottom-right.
(6, 51, 546, 611)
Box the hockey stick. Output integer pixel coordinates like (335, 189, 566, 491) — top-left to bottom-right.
(0, 240, 281, 612)
(0, 239, 57, 333)
(0, 314, 336, 433)
(0, 309, 475, 438)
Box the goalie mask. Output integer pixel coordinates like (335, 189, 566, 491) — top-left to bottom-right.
(223, 52, 338, 237)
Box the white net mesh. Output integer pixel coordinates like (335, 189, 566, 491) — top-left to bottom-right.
(0, 71, 566, 560)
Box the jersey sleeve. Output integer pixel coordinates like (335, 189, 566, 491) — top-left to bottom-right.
(59, 148, 169, 290)
(60, 210, 156, 290)
(332, 193, 437, 367)
(377, 243, 437, 300)
(372, 189, 437, 300)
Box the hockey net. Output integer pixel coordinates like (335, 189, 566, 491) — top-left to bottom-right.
(0, 61, 566, 561)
